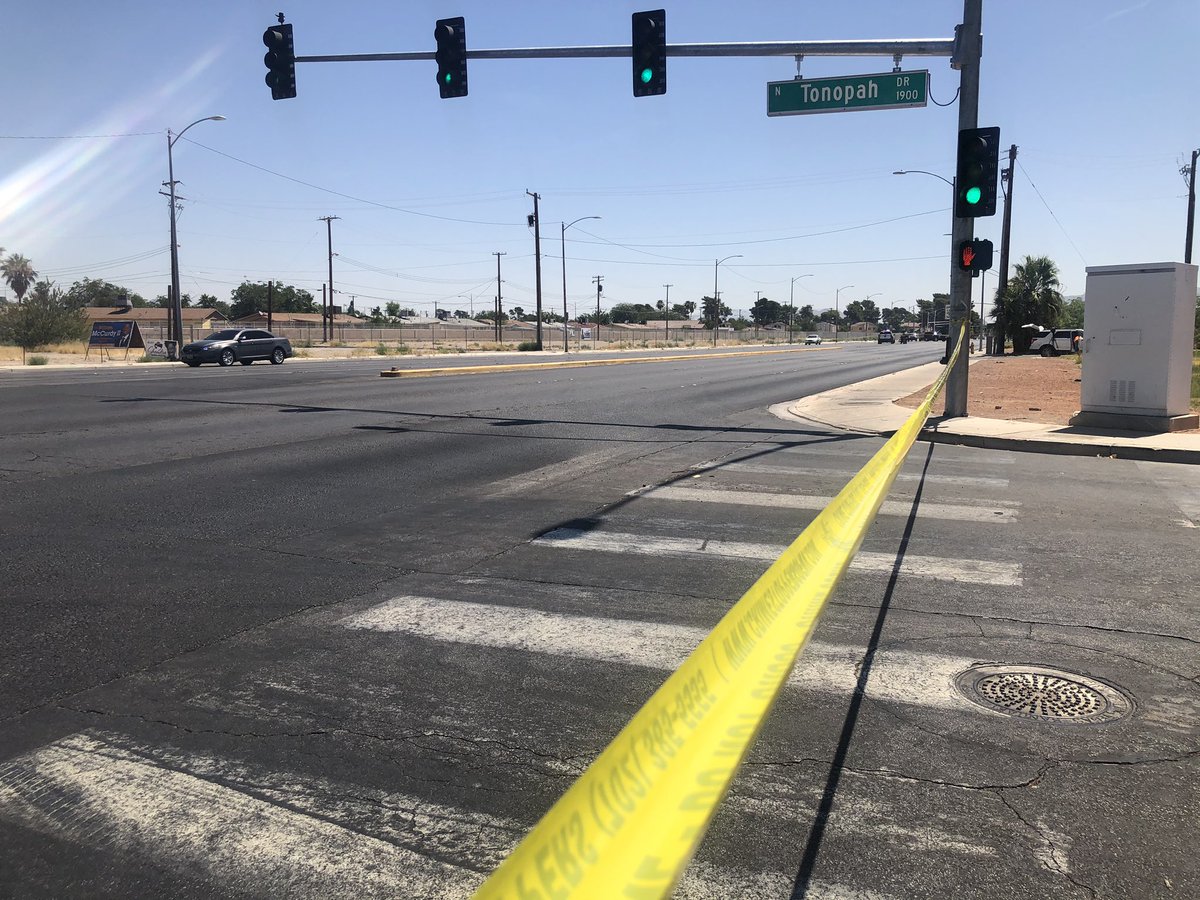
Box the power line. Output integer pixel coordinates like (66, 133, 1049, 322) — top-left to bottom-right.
(0, 132, 158, 139)
(571, 208, 948, 250)
(1016, 159, 1087, 265)
(181, 137, 521, 228)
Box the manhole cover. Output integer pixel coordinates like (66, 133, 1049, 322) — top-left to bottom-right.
(955, 664, 1132, 724)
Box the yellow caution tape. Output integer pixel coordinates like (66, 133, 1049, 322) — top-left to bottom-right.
(473, 326, 966, 900)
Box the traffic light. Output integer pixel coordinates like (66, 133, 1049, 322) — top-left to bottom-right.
(958, 238, 994, 275)
(262, 23, 296, 100)
(631, 10, 666, 97)
(954, 126, 1000, 217)
(434, 17, 468, 98)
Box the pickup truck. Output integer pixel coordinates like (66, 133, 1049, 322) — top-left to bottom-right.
(1029, 328, 1083, 357)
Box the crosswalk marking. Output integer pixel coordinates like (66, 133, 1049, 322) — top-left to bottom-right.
(0, 731, 889, 900)
(343, 596, 980, 713)
(636, 484, 1017, 523)
(702, 460, 1009, 489)
(532, 527, 1023, 586)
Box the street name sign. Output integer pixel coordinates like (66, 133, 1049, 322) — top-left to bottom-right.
(768, 70, 929, 116)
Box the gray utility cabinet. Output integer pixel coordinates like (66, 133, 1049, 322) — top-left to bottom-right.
(1077, 262, 1197, 430)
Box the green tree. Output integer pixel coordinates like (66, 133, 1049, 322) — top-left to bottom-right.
(228, 281, 315, 319)
(151, 293, 192, 308)
(385, 302, 400, 320)
(64, 278, 148, 309)
(699, 296, 731, 328)
(2, 254, 38, 302)
(510, 306, 526, 320)
(1059, 296, 1085, 328)
(750, 297, 785, 326)
(610, 302, 657, 324)
(843, 300, 865, 325)
(992, 255, 1064, 353)
(671, 300, 696, 320)
(0, 281, 89, 350)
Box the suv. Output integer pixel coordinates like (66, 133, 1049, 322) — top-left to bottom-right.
(804, 333, 822, 345)
(1029, 328, 1083, 357)
(877, 330, 894, 344)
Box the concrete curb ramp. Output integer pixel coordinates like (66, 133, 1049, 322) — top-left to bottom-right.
(379, 345, 833, 378)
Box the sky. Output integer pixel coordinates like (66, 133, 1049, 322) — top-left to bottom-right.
(2, 1, 1197, 321)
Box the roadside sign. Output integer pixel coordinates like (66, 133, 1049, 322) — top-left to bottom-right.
(768, 70, 929, 116)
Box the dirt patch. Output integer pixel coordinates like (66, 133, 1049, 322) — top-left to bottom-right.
(898, 355, 1086, 425)
(897, 354, 1199, 430)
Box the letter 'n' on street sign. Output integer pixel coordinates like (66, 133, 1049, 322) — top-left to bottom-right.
(767, 71, 929, 116)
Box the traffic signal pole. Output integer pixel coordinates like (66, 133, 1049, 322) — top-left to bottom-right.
(944, 0, 983, 419)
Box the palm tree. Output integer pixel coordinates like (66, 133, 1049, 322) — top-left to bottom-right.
(992, 255, 1064, 353)
(1, 254, 38, 303)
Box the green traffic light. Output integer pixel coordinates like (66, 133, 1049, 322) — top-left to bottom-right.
(965, 186, 982, 205)
(640, 67, 654, 84)
(444, 72, 453, 85)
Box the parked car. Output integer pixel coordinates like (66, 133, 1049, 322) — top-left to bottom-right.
(1029, 328, 1083, 357)
(899, 331, 917, 344)
(877, 330, 895, 344)
(180, 329, 293, 367)
(804, 333, 822, 345)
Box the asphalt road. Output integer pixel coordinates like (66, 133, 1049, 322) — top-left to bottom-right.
(1, 342, 1197, 899)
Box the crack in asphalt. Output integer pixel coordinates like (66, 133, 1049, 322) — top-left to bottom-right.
(56, 705, 587, 777)
(994, 790, 1101, 900)
(744, 756, 1061, 792)
(829, 598, 1200, 648)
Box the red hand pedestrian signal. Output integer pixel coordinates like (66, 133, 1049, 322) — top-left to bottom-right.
(957, 238, 993, 273)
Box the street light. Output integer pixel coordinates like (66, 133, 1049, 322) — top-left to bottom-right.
(892, 169, 954, 188)
(788, 274, 813, 343)
(167, 115, 225, 352)
(894, 169, 962, 355)
(861, 292, 882, 338)
(834, 284, 854, 343)
(562, 216, 601, 353)
(713, 254, 743, 346)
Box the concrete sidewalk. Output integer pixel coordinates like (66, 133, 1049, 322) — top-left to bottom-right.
(783, 359, 1200, 464)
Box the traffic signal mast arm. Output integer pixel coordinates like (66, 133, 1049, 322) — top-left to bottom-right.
(293, 38, 955, 65)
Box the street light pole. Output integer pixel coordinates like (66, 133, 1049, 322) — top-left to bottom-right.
(713, 254, 743, 347)
(789, 274, 813, 343)
(166, 115, 224, 351)
(863, 291, 881, 337)
(561, 216, 601, 353)
(834, 284, 854, 343)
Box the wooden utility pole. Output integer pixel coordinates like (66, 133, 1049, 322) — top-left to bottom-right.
(527, 191, 543, 349)
(994, 144, 1018, 354)
(492, 251, 506, 343)
(1185, 149, 1198, 264)
(318, 215, 339, 342)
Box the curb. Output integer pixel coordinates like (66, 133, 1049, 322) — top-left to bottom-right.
(918, 426, 1200, 465)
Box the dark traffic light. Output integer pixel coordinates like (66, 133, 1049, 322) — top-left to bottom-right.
(954, 126, 999, 217)
(958, 238, 994, 274)
(632, 10, 666, 97)
(262, 23, 296, 100)
(434, 17, 468, 98)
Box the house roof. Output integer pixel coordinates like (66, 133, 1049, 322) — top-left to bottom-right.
(232, 311, 361, 325)
(83, 307, 226, 322)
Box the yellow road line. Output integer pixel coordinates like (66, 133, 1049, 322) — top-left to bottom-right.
(379, 345, 836, 378)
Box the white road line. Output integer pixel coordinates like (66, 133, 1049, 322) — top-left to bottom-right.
(1135, 460, 1200, 527)
(343, 596, 981, 713)
(706, 461, 1009, 489)
(486, 449, 623, 497)
(0, 731, 877, 900)
(638, 485, 1017, 524)
(532, 527, 1023, 586)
